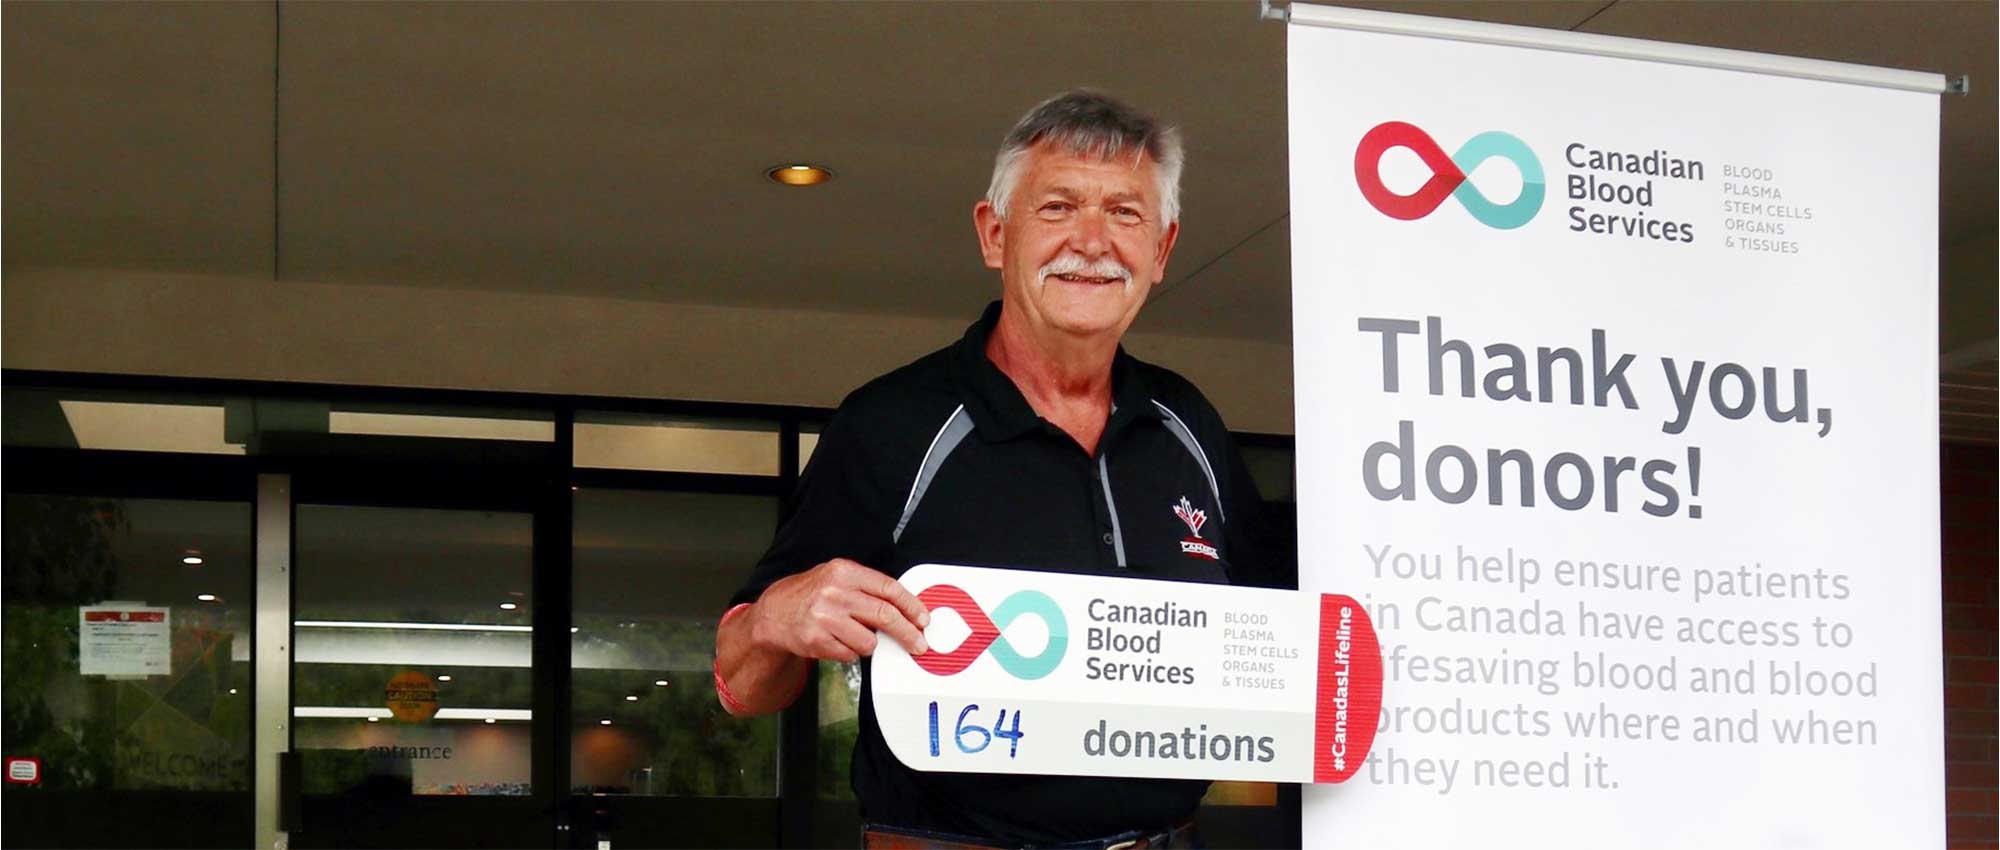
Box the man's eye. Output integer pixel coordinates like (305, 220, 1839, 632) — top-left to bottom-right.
(1111, 207, 1143, 221)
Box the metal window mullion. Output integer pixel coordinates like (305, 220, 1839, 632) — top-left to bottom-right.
(777, 412, 815, 847)
(253, 474, 292, 850)
(535, 407, 576, 842)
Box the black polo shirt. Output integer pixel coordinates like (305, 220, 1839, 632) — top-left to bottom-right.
(732, 301, 1285, 844)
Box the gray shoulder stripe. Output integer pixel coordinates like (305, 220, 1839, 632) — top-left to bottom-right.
(1098, 452, 1128, 567)
(895, 404, 972, 543)
(1151, 399, 1224, 522)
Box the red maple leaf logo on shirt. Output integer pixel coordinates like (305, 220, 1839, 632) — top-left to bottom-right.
(1174, 496, 1207, 539)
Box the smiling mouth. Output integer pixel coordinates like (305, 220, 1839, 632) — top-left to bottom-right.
(1050, 273, 1125, 285)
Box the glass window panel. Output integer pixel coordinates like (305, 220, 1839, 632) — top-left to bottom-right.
(1203, 781, 1279, 806)
(60, 401, 245, 454)
(327, 408, 554, 442)
(293, 505, 534, 797)
(798, 427, 822, 474)
(817, 659, 860, 800)
(4, 388, 555, 453)
(571, 489, 779, 797)
(574, 413, 779, 476)
(4, 388, 245, 454)
(0, 495, 254, 794)
(1239, 444, 1296, 503)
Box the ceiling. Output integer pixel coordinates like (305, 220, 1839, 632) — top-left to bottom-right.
(4, 1, 1995, 434)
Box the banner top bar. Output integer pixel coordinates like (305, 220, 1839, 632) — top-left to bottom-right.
(1281, 2, 1952, 95)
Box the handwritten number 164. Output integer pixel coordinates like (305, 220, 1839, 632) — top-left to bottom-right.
(928, 702, 1024, 758)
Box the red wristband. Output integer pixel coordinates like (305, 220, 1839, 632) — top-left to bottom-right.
(714, 603, 755, 715)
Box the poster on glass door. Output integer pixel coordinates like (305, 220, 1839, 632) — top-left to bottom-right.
(80, 604, 173, 676)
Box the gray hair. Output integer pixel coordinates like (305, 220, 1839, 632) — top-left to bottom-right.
(985, 90, 1185, 225)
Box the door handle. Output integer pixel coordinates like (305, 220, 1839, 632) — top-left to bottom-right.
(277, 751, 303, 833)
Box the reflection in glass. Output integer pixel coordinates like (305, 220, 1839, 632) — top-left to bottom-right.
(817, 659, 860, 800)
(572, 489, 778, 797)
(293, 505, 534, 796)
(0, 495, 254, 792)
(326, 408, 554, 442)
(1239, 444, 1296, 503)
(3, 388, 244, 454)
(574, 413, 781, 476)
(1, 387, 555, 454)
(798, 426, 822, 474)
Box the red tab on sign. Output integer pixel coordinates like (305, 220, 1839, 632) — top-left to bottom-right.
(83, 611, 164, 622)
(1312, 594, 1383, 783)
(6, 757, 42, 784)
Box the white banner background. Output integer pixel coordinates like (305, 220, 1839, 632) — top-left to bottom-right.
(1290, 11, 1942, 849)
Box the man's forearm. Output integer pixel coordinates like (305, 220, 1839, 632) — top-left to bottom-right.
(714, 603, 811, 716)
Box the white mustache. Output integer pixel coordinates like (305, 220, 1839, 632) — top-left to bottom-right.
(1039, 253, 1132, 283)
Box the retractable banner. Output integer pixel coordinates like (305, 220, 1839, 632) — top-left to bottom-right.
(1287, 6, 1944, 848)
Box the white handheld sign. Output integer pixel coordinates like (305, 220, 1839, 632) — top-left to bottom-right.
(872, 564, 1384, 783)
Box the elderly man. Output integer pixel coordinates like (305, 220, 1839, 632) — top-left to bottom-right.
(715, 90, 1281, 849)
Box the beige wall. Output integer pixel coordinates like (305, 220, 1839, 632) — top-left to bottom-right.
(3, 269, 1298, 434)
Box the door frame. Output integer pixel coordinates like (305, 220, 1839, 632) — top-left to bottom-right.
(272, 437, 569, 849)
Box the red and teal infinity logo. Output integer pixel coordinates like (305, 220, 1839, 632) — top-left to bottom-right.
(1354, 121, 1544, 230)
(911, 585, 1067, 680)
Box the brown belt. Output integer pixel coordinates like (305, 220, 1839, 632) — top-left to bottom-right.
(862, 819, 1198, 850)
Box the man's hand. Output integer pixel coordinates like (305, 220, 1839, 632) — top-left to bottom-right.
(716, 559, 932, 716)
(749, 558, 931, 662)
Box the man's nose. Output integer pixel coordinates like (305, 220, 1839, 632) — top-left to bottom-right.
(1066, 208, 1112, 257)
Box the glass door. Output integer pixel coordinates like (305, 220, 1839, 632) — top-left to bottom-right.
(559, 410, 798, 848)
(566, 487, 783, 848)
(285, 464, 558, 849)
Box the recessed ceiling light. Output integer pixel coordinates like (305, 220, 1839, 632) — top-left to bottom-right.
(436, 675, 453, 682)
(367, 717, 380, 723)
(499, 602, 518, 611)
(228, 688, 239, 695)
(654, 680, 669, 687)
(570, 627, 580, 633)
(624, 695, 639, 702)
(766, 163, 833, 187)
(484, 718, 497, 724)
(183, 556, 205, 566)
(196, 593, 218, 602)
(599, 719, 612, 726)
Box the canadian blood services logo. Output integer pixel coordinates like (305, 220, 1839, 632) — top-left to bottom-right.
(1355, 121, 1545, 229)
(911, 585, 1068, 680)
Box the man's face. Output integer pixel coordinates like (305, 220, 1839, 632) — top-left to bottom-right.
(975, 143, 1181, 344)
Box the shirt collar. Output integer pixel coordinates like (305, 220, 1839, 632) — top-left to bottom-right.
(949, 300, 1159, 444)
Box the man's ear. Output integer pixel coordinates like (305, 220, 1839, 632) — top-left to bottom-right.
(974, 200, 1005, 270)
(1151, 219, 1182, 284)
